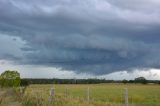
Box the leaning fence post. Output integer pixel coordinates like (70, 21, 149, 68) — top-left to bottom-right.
(49, 87, 55, 103)
(125, 88, 129, 106)
(86, 87, 90, 102)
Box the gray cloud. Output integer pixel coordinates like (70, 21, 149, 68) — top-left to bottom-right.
(0, 0, 160, 74)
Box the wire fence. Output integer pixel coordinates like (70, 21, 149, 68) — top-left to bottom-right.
(60, 87, 159, 106)
(26, 84, 160, 106)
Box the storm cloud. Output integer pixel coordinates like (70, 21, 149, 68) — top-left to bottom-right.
(0, 0, 160, 74)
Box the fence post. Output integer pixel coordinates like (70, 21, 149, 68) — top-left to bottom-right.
(125, 88, 129, 106)
(64, 86, 68, 97)
(87, 87, 90, 102)
(49, 87, 55, 103)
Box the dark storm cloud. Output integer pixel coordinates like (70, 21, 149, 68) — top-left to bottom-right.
(0, 0, 160, 74)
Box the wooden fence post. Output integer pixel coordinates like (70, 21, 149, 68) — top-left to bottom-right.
(87, 87, 90, 102)
(49, 87, 55, 103)
(125, 88, 129, 106)
(64, 86, 68, 97)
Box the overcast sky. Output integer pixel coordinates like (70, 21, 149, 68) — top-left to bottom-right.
(0, 0, 160, 79)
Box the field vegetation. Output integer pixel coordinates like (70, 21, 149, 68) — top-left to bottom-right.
(0, 84, 160, 106)
(0, 71, 160, 106)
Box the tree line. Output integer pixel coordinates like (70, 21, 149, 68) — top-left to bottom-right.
(0, 70, 160, 87)
(21, 77, 160, 86)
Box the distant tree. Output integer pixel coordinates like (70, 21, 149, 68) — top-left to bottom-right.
(128, 80, 134, 83)
(122, 79, 128, 84)
(20, 79, 30, 87)
(134, 77, 148, 84)
(0, 70, 21, 87)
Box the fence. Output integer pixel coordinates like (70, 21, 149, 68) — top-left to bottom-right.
(2, 85, 159, 106)
(49, 87, 131, 106)
(26, 84, 160, 106)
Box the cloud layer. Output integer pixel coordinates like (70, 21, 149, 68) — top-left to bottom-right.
(0, 0, 160, 74)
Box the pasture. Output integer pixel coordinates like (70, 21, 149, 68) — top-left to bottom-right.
(0, 84, 160, 106)
(25, 84, 160, 106)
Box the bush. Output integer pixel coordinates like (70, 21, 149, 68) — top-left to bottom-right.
(0, 70, 21, 87)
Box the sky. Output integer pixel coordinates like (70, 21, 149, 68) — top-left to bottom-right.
(0, 0, 160, 80)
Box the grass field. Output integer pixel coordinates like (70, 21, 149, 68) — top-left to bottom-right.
(0, 84, 160, 106)
(24, 84, 160, 106)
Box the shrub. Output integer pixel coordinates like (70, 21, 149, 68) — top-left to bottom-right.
(0, 70, 21, 87)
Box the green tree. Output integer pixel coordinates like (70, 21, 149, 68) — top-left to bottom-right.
(0, 70, 21, 87)
(134, 77, 148, 84)
(122, 79, 128, 84)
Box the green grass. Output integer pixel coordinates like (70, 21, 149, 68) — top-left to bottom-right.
(24, 84, 160, 106)
(0, 84, 159, 106)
